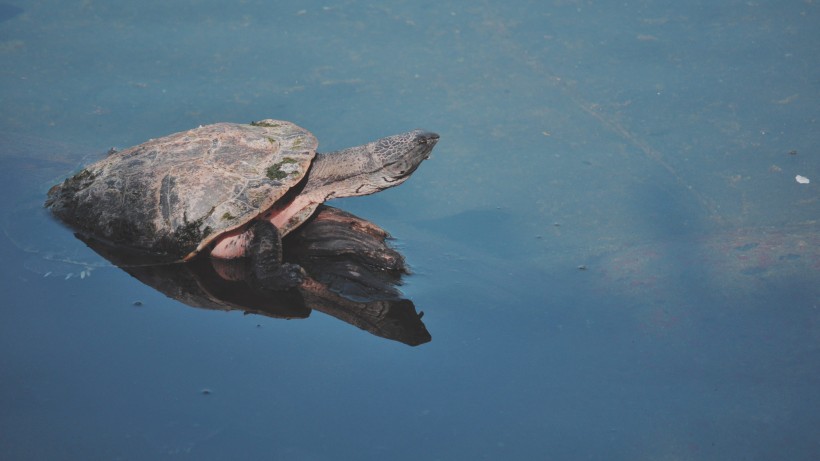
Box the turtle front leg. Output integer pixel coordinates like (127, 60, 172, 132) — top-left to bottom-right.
(248, 220, 305, 289)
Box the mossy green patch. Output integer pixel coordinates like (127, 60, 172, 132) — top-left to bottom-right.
(265, 157, 299, 180)
(45, 168, 98, 208)
(251, 120, 280, 128)
(72, 168, 95, 182)
(174, 210, 214, 251)
(221, 212, 235, 221)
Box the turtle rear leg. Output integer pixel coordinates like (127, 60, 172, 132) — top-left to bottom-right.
(248, 220, 305, 289)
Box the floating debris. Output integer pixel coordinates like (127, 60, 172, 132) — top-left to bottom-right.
(774, 94, 799, 105)
(796, 175, 810, 184)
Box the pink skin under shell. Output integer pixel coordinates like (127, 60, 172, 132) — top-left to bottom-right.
(209, 195, 315, 259)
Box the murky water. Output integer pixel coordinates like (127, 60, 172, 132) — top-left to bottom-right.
(2, 1, 819, 459)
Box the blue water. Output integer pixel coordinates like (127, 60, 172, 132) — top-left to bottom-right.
(2, 1, 819, 459)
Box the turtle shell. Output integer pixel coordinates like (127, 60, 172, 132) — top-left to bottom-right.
(46, 119, 317, 261)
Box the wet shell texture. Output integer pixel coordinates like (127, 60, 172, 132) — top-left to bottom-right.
(46, 120, 317, 260)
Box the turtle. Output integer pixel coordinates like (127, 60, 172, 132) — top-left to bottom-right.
(45, 119, 439, 288)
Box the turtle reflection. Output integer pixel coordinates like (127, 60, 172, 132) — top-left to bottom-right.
(77, 205, 431, 346)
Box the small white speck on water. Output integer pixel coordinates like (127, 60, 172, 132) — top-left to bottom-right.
(796, 175, 810, 184)
(65, 273, 73, 280)
(43, 271, 52, 277)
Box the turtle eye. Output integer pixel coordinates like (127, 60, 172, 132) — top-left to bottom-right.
(415, 132, 438, 145)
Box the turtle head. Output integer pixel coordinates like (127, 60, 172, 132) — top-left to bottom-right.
(306, 130, 439, 199)
(370, 130, 439, 186)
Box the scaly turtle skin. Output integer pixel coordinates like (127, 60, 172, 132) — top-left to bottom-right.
(45, 119, 439, 287)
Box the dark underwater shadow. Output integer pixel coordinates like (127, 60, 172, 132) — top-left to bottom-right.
(73, 205, 431, 346)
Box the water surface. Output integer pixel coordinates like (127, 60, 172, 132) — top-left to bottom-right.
(1, 1, 819, 459)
